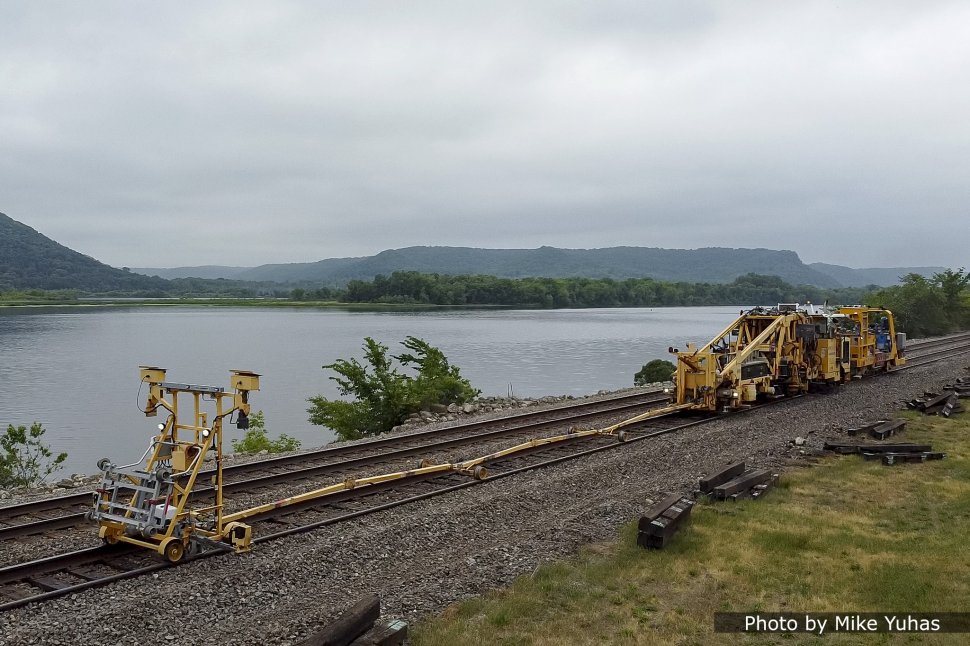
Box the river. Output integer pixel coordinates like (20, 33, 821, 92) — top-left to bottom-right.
(0, 305, 740, 474)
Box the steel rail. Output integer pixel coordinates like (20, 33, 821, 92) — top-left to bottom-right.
(0, 389, 669, 539)
(0, 408, 717, 612)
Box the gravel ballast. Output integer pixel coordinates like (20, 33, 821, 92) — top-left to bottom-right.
(0, 357, 966, 645)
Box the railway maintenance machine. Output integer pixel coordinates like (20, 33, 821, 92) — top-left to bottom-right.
(668, 304, 905, 413)
(88, 367, 260, 562)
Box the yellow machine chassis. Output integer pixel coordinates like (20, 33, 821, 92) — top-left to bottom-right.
(91, 368, 260, 561)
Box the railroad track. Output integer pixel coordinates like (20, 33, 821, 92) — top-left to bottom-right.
(2, 333, 969, 611)
(0, 408, 714, 611)
(0, 389, 669, 544)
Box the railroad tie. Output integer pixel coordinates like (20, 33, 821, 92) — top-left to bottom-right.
(637, 496, 694, 550)
(870, 420, 906, 440)
(697, 461, 746, 495)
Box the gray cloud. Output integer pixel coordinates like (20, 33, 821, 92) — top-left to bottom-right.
(1, 1, 967, 268)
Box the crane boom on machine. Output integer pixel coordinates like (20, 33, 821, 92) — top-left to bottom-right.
(669, 303, 905, 413)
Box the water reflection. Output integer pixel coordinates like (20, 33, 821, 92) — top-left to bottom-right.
(0, 306, 739, 473)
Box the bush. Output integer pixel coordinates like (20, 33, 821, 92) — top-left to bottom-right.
(231, 411, 301, 454)
(0, 422, 68, 488)
(307, 336, 480, 441)
(634, 359, 676, 386)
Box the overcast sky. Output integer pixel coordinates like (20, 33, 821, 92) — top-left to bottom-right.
(1, 2, 968, 269)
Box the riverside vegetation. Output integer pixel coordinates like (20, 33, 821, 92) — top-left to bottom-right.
(0, 422, 67, 489)
(7, 268, 967, 339)
(307, 336, 480, 441)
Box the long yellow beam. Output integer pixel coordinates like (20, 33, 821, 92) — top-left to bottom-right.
(223, 400, 692, 525)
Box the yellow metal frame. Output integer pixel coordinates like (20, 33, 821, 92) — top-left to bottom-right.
(670, 304, 905, 413)
(94, 367, 260, 561)
(836, 306, 905, 375)
(222, 400, 689, 527)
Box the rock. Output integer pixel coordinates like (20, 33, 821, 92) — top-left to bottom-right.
(446, 403, 458, 413)
(391, 425, 403, 434)
(0, 490, 9, 499)
(430, 403, 449, 414)
(419, 411, 435, 421)
(794, 436, 806, 446)
(462, 403, 477, 414)
(258, 450, 269, 455)
(56, 478, 79, 489)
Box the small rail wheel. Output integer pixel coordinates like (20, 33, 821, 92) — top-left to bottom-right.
(472, 465, 489, 480)
(418, 458, 433, 469)
(96, 457, 111, 470)
(616, 431, 628, 443)
(162, 538, 186, 563)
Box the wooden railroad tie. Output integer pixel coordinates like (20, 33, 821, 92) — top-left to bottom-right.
(296, 594, 408, 646)
(637, 494, 694, 550)
(908, 390, 965, 416)
(824, 440, 946, 466)
(823, 442, 932, 455)
(695, 461, 780, 502)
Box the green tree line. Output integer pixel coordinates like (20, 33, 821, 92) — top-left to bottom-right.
(870, 269, 970, 337)
(328, 271, 870, 309)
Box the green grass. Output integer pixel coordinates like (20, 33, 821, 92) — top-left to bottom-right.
(412, 410, 970, 645)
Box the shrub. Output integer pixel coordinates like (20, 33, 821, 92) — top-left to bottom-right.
(231, 411, 301, 454)
(634, 359, 676, 386)
(0, 422, 68, 488)
(308, 336, 480, 441)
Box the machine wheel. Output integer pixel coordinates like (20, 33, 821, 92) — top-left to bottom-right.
(472, 465, 488, 480)
(99, 526, 119, 545)
(96, 457, 111, 470)
(162, 538, 186, 563)
(616, 431, 628, 443)
(418, 458, 433, 469)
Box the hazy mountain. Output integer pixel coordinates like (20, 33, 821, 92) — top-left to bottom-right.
(3, 209, 941, 292)
(135, 265, 251, 280)
(0, 212, 168, 291)
(809, 262, 945, 288)
(135, 246, 848, 287)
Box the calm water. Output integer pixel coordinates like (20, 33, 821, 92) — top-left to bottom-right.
(0, 306, 739, 474)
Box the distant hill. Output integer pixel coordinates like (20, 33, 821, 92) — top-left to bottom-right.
(0, 212, 169, 292)
(809, 262, 945, 288)
(5, 209, 939, 292)
(135, 246, 846, 287)
(135, 265, 251, 280)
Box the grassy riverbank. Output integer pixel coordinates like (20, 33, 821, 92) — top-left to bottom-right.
(413, 410, 970, 645)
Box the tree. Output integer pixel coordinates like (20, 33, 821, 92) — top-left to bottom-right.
(395, 336, 480, 409)
(231, 411, 301, 454)
(0, 422, 68, 488)
(634, 359, 676, 386)
(307, 337, 480, 440)
(870, 270, 970, 337)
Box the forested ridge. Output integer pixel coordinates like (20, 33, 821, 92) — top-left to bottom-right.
(0, 212, 168, 292)
(299, 271, 871, 308)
